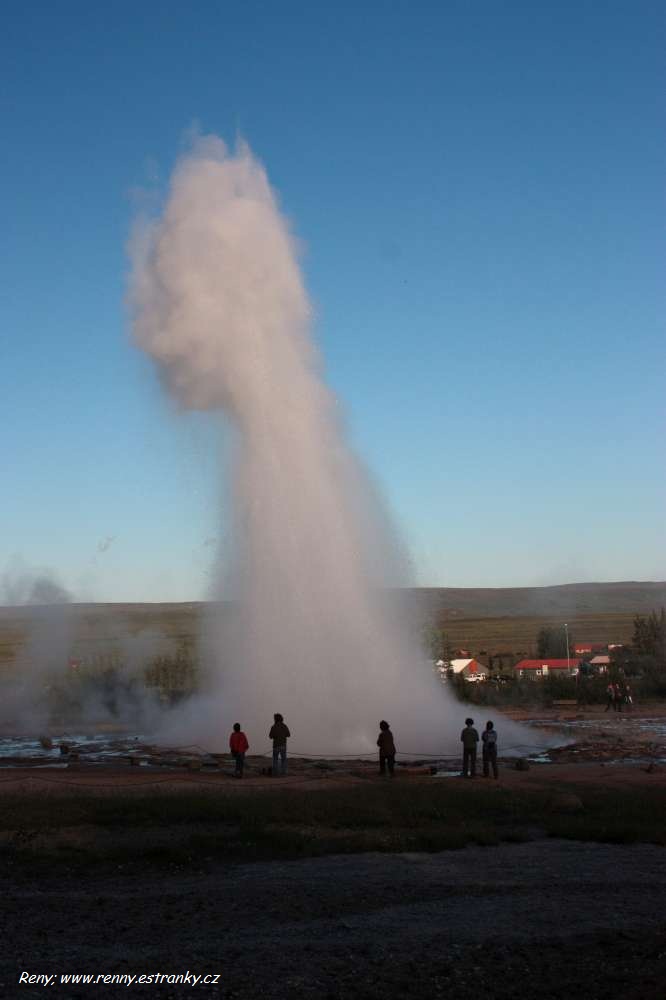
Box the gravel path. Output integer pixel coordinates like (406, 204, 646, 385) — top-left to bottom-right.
(3, 841, 665, 999)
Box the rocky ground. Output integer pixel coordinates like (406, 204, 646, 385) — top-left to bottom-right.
(2, 841, 665, 999)
(2, 705, 665, 998)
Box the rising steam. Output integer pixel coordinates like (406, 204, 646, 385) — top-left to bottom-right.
(128, 135, 532, 755)
(0, 560, 171, 734)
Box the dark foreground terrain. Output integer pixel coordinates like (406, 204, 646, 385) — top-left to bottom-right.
(3, 841, 665, 1000)
(2, 714, 665, 1000)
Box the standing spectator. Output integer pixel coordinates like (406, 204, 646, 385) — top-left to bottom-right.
(482, 721, 499, 779)
(269, 713, 290, 776)
(604, 682, 615, 712)
(377, 720, 396, 777)
(614, 683, 624, 713)
(229, 722, 249, 778)
(460, 717, 479, 777)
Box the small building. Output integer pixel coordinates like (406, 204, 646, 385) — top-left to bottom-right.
(574, 642, 607, 656)
(436, 658, 486, 681)
(515, 658, 581, 678)
(589, 655, 610, 673)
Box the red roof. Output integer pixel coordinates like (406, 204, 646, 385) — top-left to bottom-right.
(516, 659, 581, 671)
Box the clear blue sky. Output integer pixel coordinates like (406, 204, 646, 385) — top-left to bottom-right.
(1, 1, 664, 602)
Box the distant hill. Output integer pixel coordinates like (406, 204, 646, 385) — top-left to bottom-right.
(1, 582, 664, 660)
(1, 582, 665, 624)
(404, 582, 666, 621)
(402, 583, 666, 651)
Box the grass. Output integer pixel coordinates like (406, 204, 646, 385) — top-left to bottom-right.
(1, 782, 665, 869)
(435, 611, 636, 652)
(0, 603, 641, 673)
(543, 786, 666, 844)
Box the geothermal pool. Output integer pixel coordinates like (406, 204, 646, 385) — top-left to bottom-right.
(0, 734, 149, 767)
(0, 727, 554, 769)
(0, 724, 631, 768)
(2, 715, 663, 771)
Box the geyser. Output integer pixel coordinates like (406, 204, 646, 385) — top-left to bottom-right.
(128, 135, 530, 756)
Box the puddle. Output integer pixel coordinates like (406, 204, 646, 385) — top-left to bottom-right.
(595, 757, 666, 766)
(0, 733, 148, 766)
(520, 716, 665, 765)
(0, 762, 69, 770)
(524, 716, 666, 740)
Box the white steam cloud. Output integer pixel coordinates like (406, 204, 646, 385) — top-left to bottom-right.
(128, 135, 533, 756)
(0, 561, 169, 734)
(0, 563, 74, 732)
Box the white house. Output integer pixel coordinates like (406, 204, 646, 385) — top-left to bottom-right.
(589, 655, 610, 673)
(436, 658, 486, 681)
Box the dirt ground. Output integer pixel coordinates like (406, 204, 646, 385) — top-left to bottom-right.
(2, 705, 665, 998)
(2, 841, 665, 1000)
(0, 757, 664, 796)
(503, 703, 666, 721)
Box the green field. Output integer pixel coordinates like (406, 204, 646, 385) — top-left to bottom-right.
(2, 782, 666, 866)
(1, 582, 662, 674)
(0, 608, 637, 678)
(434, 611, 636, 652)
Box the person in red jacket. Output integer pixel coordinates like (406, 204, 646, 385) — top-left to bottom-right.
(229, 723, 249, 778)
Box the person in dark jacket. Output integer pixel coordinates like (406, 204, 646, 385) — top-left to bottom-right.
(377, 720, 396, 776)
(604, 682, 615, 712)
(615, 683, 624, 712)
(229, 722, 249, 778)
(269, 713, 290, 776)
(482, 720, 498, 778)
(460, 717, 479, 777)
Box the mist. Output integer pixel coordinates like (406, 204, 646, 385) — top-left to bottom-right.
(128, 134, 534, 756)
(0, 562, 170, 734)
(0, 565, 74, 732)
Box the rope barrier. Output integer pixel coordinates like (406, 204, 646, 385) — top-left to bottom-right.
(145, 741, 551, 758)
(0, 753, 550, 790)
(0, 740, 562, 792)
(0, 742, 550, 775)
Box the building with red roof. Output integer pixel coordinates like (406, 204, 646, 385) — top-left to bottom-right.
(515, 658, 581, 678)
(435, 658, 487, 681)
(574, 642, 607, 656)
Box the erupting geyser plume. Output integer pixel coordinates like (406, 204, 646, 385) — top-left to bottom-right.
(129, 135, 530, 755)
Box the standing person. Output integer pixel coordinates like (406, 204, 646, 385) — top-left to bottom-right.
(229, 722, 249, 778)
(615, 683, 624, 713)
(269, 713, 290, 776)
(460, 717, 479, 777)
(482, 721, 499, 779)
(377, 720, 396, 777)
(604, 682, 615, 712)
(625, 683, 633, 710)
